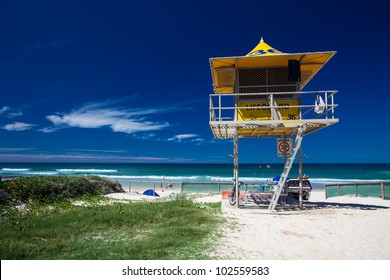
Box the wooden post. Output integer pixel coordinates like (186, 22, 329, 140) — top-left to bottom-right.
(355, 183, 358, 197)
(179, 182, 183, 193)
(382, 182, 385, 200)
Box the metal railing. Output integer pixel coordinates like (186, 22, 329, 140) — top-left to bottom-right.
(325, 181, 390, 200)
(0, 177, 233, 195)
(209, 90, 338, 122)
(117, 180, 234, 194)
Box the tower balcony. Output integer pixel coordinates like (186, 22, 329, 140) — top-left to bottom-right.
(209, 90, 338, 138)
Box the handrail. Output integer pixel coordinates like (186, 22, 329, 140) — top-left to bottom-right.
(325, 181, 390, 200)
(209, 90, 338, 122)
(209, 90, 338, 97)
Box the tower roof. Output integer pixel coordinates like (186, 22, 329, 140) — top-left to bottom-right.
(209, 38, 336, 93)
(246, 37, 283, 57)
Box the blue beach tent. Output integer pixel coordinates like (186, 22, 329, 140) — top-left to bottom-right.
(143, 189, 160, 197)
(272, 175, 290, 182)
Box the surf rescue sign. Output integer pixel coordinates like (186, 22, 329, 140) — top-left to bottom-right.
(277, 138, 293, 157)
(237, 100, 299, 121)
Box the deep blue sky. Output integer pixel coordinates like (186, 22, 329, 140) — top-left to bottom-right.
(0, 0, 389, 163)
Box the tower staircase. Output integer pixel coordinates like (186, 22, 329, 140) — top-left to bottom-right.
(268, 125, 307, 210)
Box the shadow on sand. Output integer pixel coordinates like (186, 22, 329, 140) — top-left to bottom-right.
(233, 199, 389, 212)
(303, 201, 389, 211)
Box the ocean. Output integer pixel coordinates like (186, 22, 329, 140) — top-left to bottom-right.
(1, 163, 389, 189)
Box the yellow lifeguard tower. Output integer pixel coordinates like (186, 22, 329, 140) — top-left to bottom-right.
(209, 38, 338, 210)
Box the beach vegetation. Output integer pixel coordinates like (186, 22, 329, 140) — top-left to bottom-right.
(0, 175, 124, 206)
(0, 198, 222, 259)
(0, 176, 223, 259)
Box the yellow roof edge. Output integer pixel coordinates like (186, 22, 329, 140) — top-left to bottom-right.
(209, 50, 336, 62)
(299, 51, 337, 89)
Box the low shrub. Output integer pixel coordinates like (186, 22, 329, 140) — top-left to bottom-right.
(0, 176, 124, 206)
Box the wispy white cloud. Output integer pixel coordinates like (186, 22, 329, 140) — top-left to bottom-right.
(168, 134, 200, 142)
(191, 138, 205, 143)
(136, 133, 156, 139)
(7, 111, 23, 118)
(3, 122, 36, 131)
(42, 101, 172, 134)
(0, 105, 23, 118)
(0, 106, 10, 114)
(38, 127, 59, 133)
(0, 147, 34, 151)
(68, 149, 127, 153)
(0, 153, 192, 163)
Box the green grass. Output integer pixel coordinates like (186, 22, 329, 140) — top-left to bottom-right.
(0, 198, 223, 260)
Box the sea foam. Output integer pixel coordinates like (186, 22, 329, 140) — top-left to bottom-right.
(1, 168, 30, 172)
(56, 169, 118, 173)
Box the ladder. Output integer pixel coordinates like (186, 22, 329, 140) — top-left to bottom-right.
(268, 125, 307, 211)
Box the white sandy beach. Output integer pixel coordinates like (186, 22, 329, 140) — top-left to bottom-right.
(105, 189, 390, 260)
(213, 190, 390, 260)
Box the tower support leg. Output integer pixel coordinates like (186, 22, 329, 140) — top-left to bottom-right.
(234, 130, 239, 208)
(299, 143, 303, 209)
